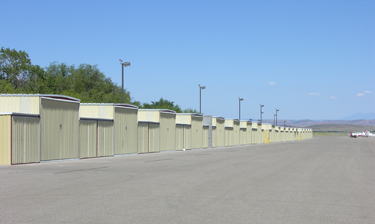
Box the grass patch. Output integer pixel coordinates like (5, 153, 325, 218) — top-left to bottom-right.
(313, 132, 347, 136)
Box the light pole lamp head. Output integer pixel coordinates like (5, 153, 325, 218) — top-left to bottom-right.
(276, 109, 279, 112)
(239, 97, 244, 101)
(119, 59, 130, 67)
(260, 104, 264, 107)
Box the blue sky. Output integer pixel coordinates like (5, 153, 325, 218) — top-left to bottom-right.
(1, 0, 374, 120)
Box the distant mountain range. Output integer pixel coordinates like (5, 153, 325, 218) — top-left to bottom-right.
(261, 119, 375, 127)
(340, 112, 375, 120)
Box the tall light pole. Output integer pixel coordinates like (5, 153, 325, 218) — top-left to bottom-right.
(274, 114, 276, 125)
(260, 104, 264, 123)
(119, 59, 130, 103)
(199, 85, 206, 114)
(284, 120, 286, 127)
(275, 109, 279, 126)
(238, 97, 244, 120)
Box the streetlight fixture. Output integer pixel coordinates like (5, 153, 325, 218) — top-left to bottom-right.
(119, 59, 131, 103)
(238, 97, 244, 120)
(260, 104, 264, 123)
(275, 109, 279, 126)
(199, 85, 206, 114)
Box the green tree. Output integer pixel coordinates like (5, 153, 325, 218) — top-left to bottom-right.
(141, 98, 182, 113)
(0, 47, 34, 90)
(183, 108, 199, 113)
(44, 62, 130, 103)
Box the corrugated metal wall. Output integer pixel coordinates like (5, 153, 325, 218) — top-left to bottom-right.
(246, 123, 252, 144)
(41, 98, 79, 161)
(137, 123, 160, 153)
(225, 128, 233, 146)
(191, 117, 203, 149)
(203, 126, 208, 148)
(0, 96, 40, 114)
(212, 126, 217, 148)
(257, 124, 262, 143)
(0, 115, 11, 165)
(137, 123, 148, 153)
(98, 121, 113, 157)
(216, 120, 225, 147)
(183, 125, 192, 150)
(233, 121, 240, 146)
(80, 105, 114, 119)
(79, 120, 97, 158)
(175, 124, 184, 150)
(240, 129, 246, 145)
(12, 116, 40, 164)
(114, 107, 138, 155)
(148, 123, 160, 153)
(160, 113, 176, 151)
(263, 130, 269, 143)
(251, 129, 257, 144)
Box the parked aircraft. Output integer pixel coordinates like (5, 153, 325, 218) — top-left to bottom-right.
(349, 131, 375, 138)
(365, 131, 375, 137)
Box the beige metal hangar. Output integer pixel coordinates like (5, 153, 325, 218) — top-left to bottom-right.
(251, 122, 258, 144)
(176, 113, 203, 150)
(191, 114, 204, 149)
(284, 127, 289, 141)
(292, 128, 298, 141)
(0, 113, 40, 165)
(137, 122, 159, 154)
(0, 94, 80, 162)
(80, 103, 138, 155)
(270, 124, 275, 143)
(212, 116, 225, 148)
(288, 128, 293, 141)
(203, 116, 212, 148)
(246, 120, 252, 145)
(262, 123, 272, 144)
(203, 124, 209, 148)
(224, 119, 240, 146)
(138, 109, 177, 153)
(257, 122, 263, 144)
(175, 113, 194, 150)
(240, 120, 247, 145)
(280, 127, 285, 142)
(79, 117, 114, 158)
(274, 126, 279, 142)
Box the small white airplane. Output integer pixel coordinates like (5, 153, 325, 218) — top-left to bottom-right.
(349, 131, 375, 138)
(365, 131, 375, 137)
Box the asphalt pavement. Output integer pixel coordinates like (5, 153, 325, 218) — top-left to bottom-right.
(1, 136, 374, 223)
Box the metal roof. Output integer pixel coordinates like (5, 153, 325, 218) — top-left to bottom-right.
(138, 109, 176, 114)
(0, 94, 80, 102)
(0, 112, 40, 117)
(80, 103, 114, 105)
(212, 116, 225, 120)
(177, 113, 202, 117)
(80, 103, 138, 109)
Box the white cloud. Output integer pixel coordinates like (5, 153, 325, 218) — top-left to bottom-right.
(268, 82, 276, 85)
(330, 96, 336, 99)
(364, 90, 372, 94)
(357, 93, 364, 97)
(308, 93, 321, 96)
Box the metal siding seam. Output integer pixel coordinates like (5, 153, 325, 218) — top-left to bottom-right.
(23, 118, 26, 163)
(10, 115, 13, 165)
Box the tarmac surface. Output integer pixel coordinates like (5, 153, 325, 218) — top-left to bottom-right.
(1, 136, 375, 224)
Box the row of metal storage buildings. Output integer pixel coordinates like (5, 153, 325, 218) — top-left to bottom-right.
(0, 94, 313, 165)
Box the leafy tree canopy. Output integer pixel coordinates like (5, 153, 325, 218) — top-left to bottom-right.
(1, 47, 199, 112)
(141, 98, 182, 113)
